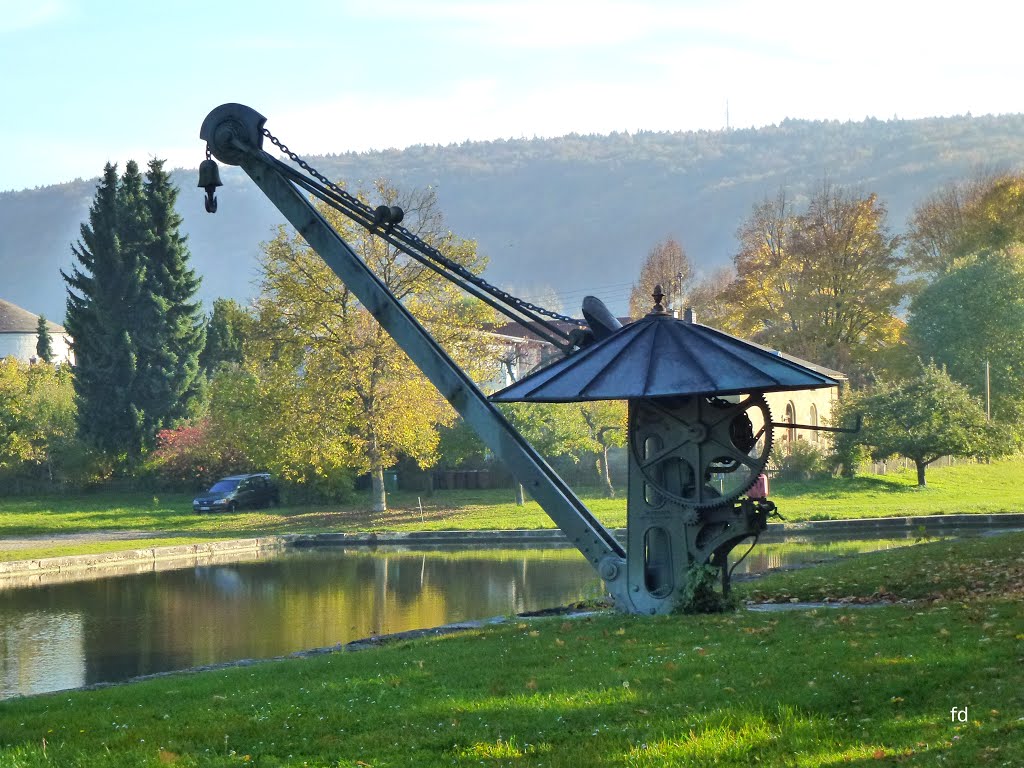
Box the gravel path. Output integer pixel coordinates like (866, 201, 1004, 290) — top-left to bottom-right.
(0, 530, 177, 552)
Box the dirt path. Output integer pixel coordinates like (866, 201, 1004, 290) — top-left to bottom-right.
(0, 530, 178, 552)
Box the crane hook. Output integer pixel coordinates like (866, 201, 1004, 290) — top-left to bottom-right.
(198, 147, 223, 214)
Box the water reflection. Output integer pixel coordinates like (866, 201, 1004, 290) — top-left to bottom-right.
(1, 612, 85, 696)
(0, 547, 600, 700)
(0, 538, 922, 700)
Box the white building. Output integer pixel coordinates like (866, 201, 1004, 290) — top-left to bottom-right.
(0, 298, 73, 364)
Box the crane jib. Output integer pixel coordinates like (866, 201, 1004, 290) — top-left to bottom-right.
(199, 103, 629, 603)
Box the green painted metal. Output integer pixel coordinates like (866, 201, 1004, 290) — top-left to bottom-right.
(199, 104, 833, 614)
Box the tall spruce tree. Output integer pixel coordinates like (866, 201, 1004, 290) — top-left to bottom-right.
(137, 159, 205, 433)
(62, 160, 203, 465)
(63, 163, 144, 459)
(35, 316, 53, 363)
(115, 160, 152, 458)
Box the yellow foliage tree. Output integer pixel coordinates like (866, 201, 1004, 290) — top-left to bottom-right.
(628, 237, 694, 319)
(720, 184, 906, 381)
(246, 179, 495, 511)
(906, 170, 1024, 279)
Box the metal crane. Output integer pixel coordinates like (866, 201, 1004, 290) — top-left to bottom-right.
(199, 103, 843, 614)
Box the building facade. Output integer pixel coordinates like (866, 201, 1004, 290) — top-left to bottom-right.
(0, 299, 73, 364)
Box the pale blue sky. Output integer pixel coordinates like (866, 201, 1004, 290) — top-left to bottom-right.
(1, 0, 1018, 191)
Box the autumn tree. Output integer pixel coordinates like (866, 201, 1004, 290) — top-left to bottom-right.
(904, 171, 998, 278)
(849, 362, 995, 486)
(628, 237, 694, 318)
(247, 179, 493, 512)
(685, 265, 735, 328)
(0, 358, 78, 484)
(720, 184, 905, 379)
(207, 353, 356, 499)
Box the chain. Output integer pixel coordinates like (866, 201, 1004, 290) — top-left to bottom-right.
(261, 128, 578, 325)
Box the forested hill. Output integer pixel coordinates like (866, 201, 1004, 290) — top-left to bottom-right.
(4, 113, 1024, 322)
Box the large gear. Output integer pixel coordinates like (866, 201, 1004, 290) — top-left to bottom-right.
(630, 394, 773, 508)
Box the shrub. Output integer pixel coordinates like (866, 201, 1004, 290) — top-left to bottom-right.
(777, 440, 828, 481)
(677, 564, 739, 614)
(142, 420, 249, 491)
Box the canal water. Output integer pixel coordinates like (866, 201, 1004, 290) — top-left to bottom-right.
(0, 537, 921, 699)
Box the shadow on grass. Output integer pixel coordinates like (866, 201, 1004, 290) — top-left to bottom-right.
(775, 474, 919, 500)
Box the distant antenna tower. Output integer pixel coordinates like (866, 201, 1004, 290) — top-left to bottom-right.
(726, 99, 730, 131)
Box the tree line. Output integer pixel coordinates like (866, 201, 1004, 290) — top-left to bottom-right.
(3, 162, 1023, 500)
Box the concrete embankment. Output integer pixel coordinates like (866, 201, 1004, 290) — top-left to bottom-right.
(2, 512, 1022, 589)
(0, 538, 285, 589)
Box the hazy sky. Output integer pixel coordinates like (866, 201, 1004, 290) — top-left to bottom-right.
(1, 0, 1018, 191)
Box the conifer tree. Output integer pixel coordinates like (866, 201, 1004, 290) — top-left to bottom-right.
(200, 298, 251, 375)
(63, 163, 143, 459)
(137, 159, 205, 433)
(35, 316, 53, 363)
(62, 160, 203, 465)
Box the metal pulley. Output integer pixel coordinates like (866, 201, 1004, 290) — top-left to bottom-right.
(373, 205, 404, 229)
(198, 152, 223, 213)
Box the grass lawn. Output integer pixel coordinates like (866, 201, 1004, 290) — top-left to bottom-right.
(1, 458, 1022, 562)
(0, 532, 1020, 767)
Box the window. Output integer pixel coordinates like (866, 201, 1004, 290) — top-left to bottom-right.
(784, 402, 796, 454)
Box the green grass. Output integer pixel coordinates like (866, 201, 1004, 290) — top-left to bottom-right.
(0, 532, 1021, 767)
(769, 458, 1024, 520)
(739, 530, 1024, 603)
(1, 459, 1022, 562)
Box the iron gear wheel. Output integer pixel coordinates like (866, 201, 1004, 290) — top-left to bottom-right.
(682, 507, 701, 526)
(630, 394, 773, 508)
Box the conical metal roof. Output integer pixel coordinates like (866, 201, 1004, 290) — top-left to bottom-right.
(490, 313, 839, 402)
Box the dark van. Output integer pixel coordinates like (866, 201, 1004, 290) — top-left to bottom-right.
(193, 473, 280, 513)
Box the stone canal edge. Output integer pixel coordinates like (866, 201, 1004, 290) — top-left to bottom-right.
(1, 512, 1022, 590)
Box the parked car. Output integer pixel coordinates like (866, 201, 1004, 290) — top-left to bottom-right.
(193, 473, 280, 513)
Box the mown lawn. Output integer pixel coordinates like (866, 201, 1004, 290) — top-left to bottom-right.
(0, 532, 1020, 767)
(1, 458, 1022, 562)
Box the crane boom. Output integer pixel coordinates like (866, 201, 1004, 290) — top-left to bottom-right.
(200, 103, 628, 602)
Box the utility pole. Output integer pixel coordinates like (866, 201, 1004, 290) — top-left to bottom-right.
(985, 360, 991, 421)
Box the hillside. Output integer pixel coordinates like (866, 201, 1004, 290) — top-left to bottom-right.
(3, 113, 1024, 322)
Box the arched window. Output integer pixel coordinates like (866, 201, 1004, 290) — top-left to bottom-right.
(809, 404, 819, 443)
